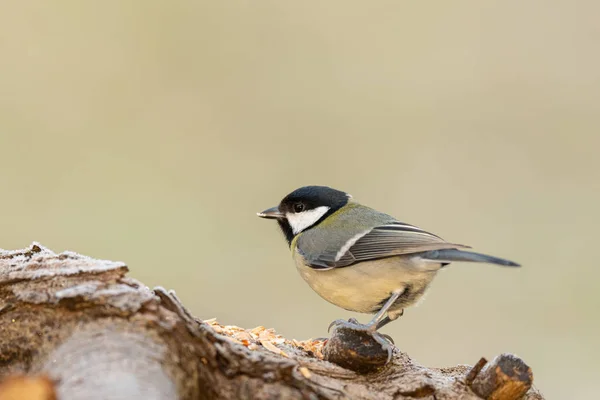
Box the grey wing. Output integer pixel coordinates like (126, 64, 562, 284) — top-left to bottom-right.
(305, 221, 470, 269)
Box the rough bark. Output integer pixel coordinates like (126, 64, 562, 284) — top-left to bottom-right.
(0, 243, 544, 400)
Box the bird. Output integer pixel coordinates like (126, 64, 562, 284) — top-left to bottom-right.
(257, 185, 520, 354)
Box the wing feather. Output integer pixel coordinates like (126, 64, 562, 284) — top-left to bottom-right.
(306, 221, 469, 268)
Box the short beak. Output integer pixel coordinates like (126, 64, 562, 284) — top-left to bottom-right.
(257, 206, 285, 219)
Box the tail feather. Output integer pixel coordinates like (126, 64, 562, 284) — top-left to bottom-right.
(419, 249, 520, 267)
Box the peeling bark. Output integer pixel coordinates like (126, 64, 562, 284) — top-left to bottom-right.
(0, 243, 544, 400)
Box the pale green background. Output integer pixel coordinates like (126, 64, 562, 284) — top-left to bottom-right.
(1, 2, 598, 398)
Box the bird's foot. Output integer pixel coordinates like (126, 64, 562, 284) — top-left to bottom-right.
(326, 318, 395, 364)
(327, 317, 369, 332)
(327, 318, 394, 343)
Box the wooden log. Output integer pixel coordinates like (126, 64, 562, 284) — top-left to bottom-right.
(0, 243, 544, 399)
(468, 354, 534, 400)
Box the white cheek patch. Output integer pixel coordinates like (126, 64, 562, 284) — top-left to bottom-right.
(286, 206, 330, 234)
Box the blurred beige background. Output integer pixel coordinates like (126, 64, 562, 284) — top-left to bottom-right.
(1, 1, 598, 397)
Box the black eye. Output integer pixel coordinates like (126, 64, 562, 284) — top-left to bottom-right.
(293, 203, 305, 212)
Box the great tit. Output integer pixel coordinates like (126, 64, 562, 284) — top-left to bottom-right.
(257, 185, 520, 336)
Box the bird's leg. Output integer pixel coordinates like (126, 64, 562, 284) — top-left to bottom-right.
(375, 316, 392, 330)
(327, 290, 404, 362)
(365, 291, 402, 330)
(376, 309, 404, 330)
(328, 290, 403, 332)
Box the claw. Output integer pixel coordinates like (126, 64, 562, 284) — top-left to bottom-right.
(380, 333, 395, 345)
(368, 332, 394, 364)
(328, 318, 370, 332)
(328, 318, 351, 333)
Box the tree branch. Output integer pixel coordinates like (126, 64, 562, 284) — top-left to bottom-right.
(0, 243, 544, 399)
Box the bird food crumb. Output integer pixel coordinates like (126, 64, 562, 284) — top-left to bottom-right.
(299, 366, 312, 378)
(205, 319, 325, 359)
